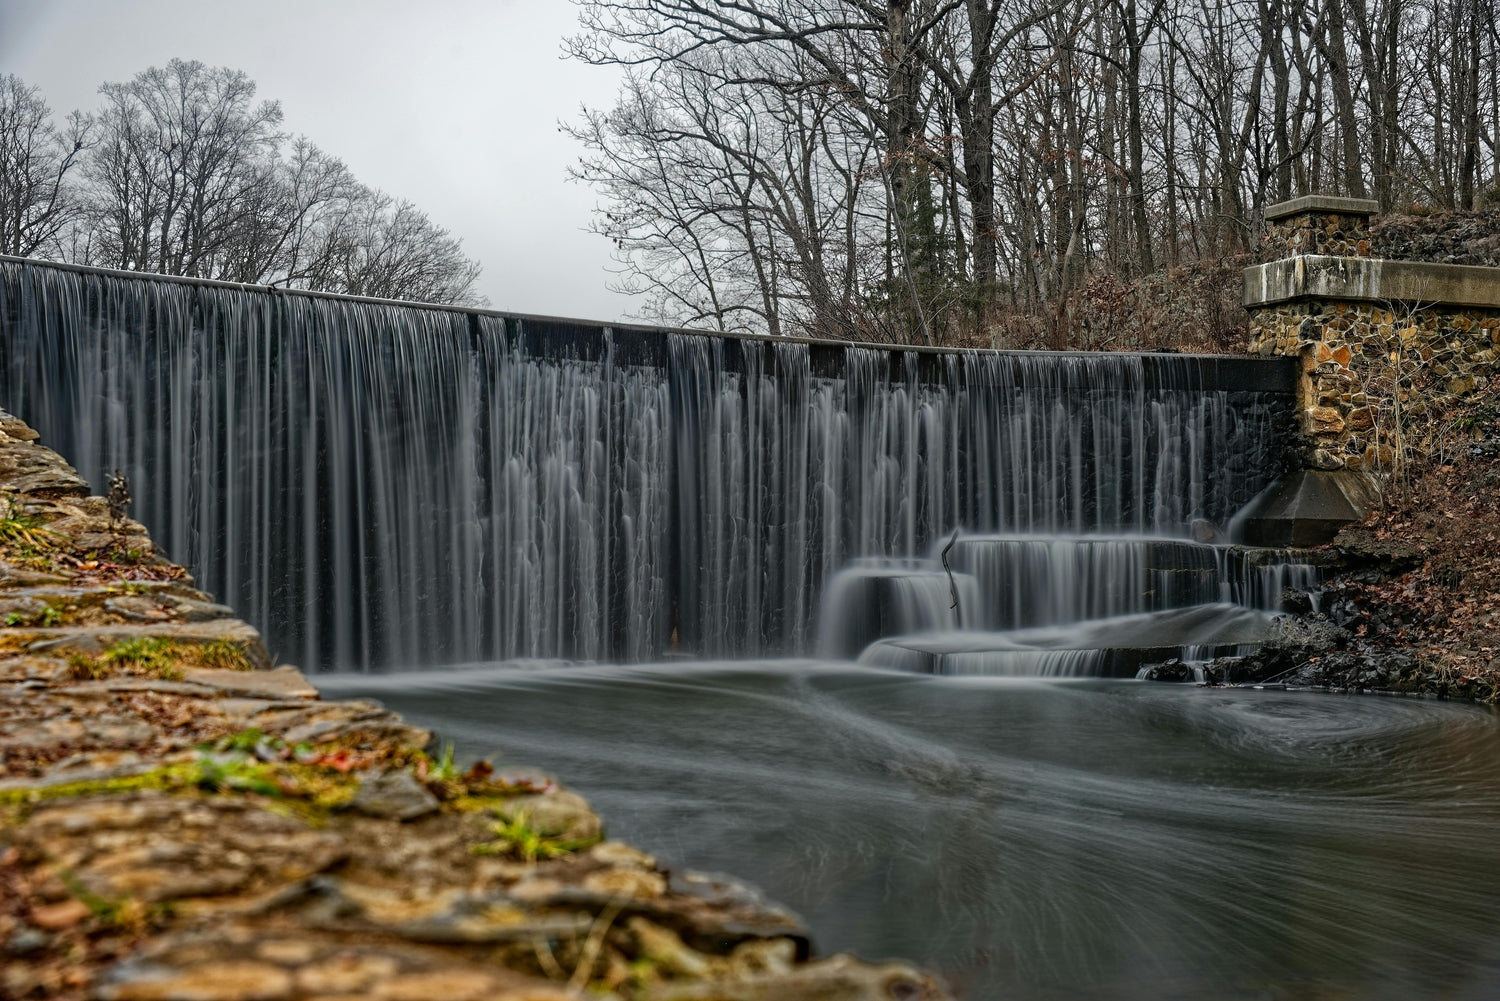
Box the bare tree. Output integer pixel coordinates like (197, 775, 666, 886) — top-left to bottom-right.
(81, 59, 285, 278)
(0, 75, 91, 258)
(0, 61, 487, 306)
(317, 191, 485, 306)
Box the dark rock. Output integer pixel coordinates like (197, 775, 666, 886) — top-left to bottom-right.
(1138, 659, 1193, 682)
(1332, 528, 1425, 577)
(1280, 587, 1314, 614)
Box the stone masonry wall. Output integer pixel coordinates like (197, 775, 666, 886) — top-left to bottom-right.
(1248, 299, 1500, 471)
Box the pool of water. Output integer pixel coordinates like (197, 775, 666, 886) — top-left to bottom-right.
(319, 664, 1500, 1000)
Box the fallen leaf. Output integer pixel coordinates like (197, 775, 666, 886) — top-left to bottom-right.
(31, 898, 91, 930)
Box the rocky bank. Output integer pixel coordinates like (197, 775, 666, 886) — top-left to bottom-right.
(0, 412, 945, 1001)
(1145, 399, 1500, 700)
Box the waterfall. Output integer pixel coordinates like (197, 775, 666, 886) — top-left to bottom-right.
(0, 257, 1299, 670)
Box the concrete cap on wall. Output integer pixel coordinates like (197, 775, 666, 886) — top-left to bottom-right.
(1244, 254, 1500, 309)
(1264, 195, 1381, 222)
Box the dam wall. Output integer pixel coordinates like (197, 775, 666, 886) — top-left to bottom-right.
(1, 256, 1299, 669)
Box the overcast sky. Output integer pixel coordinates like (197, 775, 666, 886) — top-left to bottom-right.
(0, 0, 638, 321)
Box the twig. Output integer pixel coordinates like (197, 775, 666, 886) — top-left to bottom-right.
(533, 937, 565, 981)
(567, 900, 623, 992)
(940, 527, 962, 613)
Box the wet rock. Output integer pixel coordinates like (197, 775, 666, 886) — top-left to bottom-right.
(1272, 613, 1351, 649)
(349, 769, 440, 821)
(1189, 519, 1226, 543)
(1280, 587, 1315, 614)
(1138, 658, 1193, 682)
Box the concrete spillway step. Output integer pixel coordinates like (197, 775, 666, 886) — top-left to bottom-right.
(855, 604, 1279, 677)
(816, 541, 1319, 660)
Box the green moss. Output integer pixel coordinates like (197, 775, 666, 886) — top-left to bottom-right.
(0, 762, 201, 807)
(67, 636, 255, 680)
(55, 866, 169, 930)
(0, 751, 363, 825)
(100, 637, 182, 680)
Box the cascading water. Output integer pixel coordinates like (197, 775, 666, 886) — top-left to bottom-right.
(0, 257, 1303, 671)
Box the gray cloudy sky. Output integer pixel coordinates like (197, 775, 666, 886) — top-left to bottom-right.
(0, 0, 636, 321)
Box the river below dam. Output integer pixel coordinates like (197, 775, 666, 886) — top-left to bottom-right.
(321, 664, 1500, 1000)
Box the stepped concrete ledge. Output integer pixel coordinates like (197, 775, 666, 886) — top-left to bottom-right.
(0, 410, 947, 1000)
(1244, 254, 1500, 310)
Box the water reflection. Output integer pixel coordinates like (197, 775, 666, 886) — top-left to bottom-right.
(320, 665, 1500, 1000)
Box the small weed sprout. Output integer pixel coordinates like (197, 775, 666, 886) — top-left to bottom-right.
(5, 605, 64, 627)
(471, 806, 600, 863)
(0, 495, 61, 549)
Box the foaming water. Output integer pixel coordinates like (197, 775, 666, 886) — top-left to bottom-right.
(320, 666, 1500, 1001)
(855, 604, 1280, 675)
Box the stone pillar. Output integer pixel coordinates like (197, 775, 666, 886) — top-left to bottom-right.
(1237, 195, 1500, 543)
(1261, 194, 1378, 260)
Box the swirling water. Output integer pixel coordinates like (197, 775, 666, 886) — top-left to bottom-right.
(322, 665, 1500, 1000)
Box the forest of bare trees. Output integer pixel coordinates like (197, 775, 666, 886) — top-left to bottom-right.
(567, 0, 1500, 345)
(0, 60, 484, 306)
